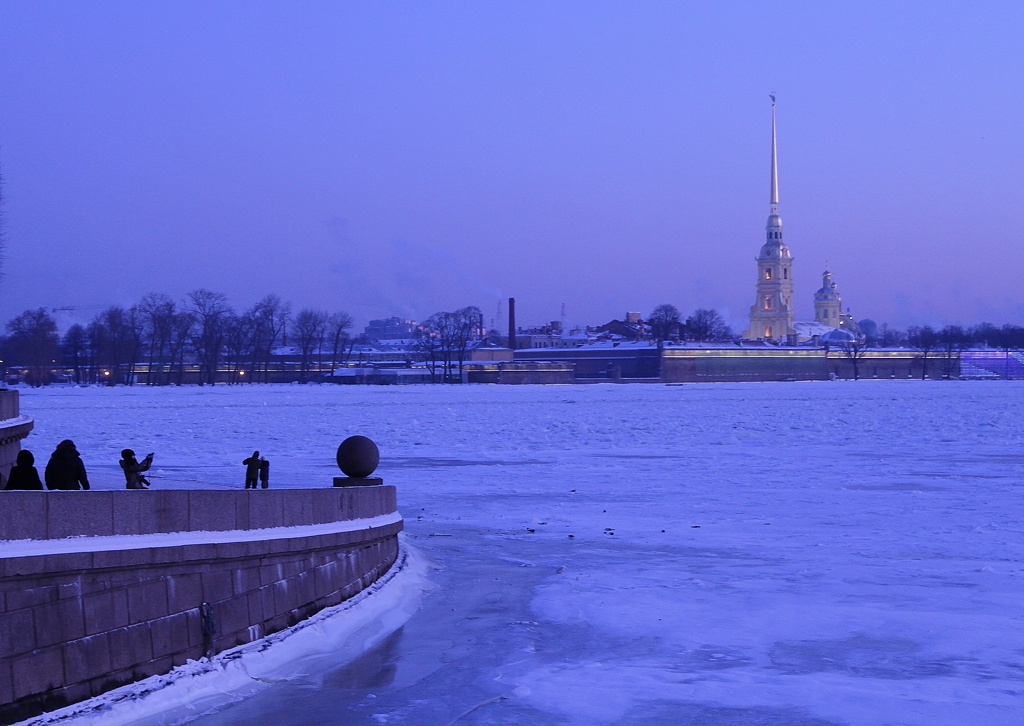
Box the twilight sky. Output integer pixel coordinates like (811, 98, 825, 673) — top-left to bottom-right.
(1, 2, 1022, 333)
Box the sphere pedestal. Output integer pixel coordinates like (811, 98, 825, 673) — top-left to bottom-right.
(333, 476, 384, 487)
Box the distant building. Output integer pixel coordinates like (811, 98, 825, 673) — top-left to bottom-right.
(813, 270, 843, 327)
(591, 316, 646, 341)
(812, 269, 860, 336)
(500, 320, 588, 349)
(744, 98, 796, 343)
(364, 317, 418, 340)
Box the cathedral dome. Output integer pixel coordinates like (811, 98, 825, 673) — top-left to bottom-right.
(814, 270, 840, 299)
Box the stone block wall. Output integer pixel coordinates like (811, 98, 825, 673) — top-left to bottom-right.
(0, 487, 397, 541)
(0, 488, 402, 724)
(0, 390, 32, 481)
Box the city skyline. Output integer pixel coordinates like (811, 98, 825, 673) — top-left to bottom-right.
(1, 3, 1023, 332)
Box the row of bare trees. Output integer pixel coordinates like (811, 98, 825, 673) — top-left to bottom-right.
(835, 323, 1024, 380)
(648, 305, 735, 342)
(5, 290, 353, 386)
(415, 306, 483, 383)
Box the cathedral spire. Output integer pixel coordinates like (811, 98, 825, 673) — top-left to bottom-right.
(769, 94, 779, 216)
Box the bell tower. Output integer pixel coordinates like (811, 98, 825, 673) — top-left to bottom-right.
(814, 269, 843, 328)
(744, 96, 795, 343)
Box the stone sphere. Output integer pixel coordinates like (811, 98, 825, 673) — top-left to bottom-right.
(336, 436, 379, 478)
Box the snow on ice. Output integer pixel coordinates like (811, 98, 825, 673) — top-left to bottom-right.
(12, 380, 1024, 725)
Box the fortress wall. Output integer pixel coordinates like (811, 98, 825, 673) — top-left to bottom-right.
(661, 349, 955, 383)
(0, 488, 402, 725)
(661, 349, 829, 382)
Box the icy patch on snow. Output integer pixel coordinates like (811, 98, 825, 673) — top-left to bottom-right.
(14, 541, 429, 726)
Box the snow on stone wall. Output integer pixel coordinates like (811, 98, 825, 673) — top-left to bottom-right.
(0, 488, 402, 725)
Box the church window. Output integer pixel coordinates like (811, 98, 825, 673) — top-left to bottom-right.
(783, 268, 788, 279)
(765, 268, 772, 280)
(765, 326, 772, 338)
(764, 296, 772, 310)
(766, 250, 771, 256)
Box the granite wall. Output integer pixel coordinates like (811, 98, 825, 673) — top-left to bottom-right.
(0, 390, 33, 481)
(0, 487, 402, 724)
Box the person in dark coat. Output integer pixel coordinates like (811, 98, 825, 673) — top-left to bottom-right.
(120, 449, 154, 489)
(5, 450, 43, 490)
(259, 456, 270, 489)
(44, 440, 90, 490)
(243, 451, 261, 489)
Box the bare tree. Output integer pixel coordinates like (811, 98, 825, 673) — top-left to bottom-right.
(416, 314, 446, 383)
(90, 306, 138, 384)
(877, 324, 907, 348)
(453, 306, 482, 381)
(6, 308, 58, 385)
(649, 304, 681, 342)
(60, 324, 88, 383)
(294, 309, 328, 382)
(187, 289, 232, 385)
(0, 157, 7, 283)
(685, 308, 733, 341)
(138, 293, 176, 385)
(223, 313, 256, 383)
(907, 325, 940, 380)
(245, 294, 290, 382)
(326, 312, 354, 369)
(938, 325, 970, 378)
(437, 312, 463, 382)
(839, 337, 870, 380)
(168, 309, 195, 384)
(978, 323, 1024, 378)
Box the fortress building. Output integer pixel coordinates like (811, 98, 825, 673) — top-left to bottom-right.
(813, 269, 842, 327)
(743, 98, 796, 343)
(812, 268, 860, 336)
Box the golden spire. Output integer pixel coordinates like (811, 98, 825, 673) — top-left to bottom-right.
(769, 94, 778, 216)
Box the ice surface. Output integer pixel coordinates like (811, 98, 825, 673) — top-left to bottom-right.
(12, 380, 1024, 725)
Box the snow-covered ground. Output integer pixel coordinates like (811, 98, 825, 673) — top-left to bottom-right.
(15, 380, 1024, 725)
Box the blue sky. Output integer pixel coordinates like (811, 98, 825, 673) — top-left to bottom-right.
(1, 2, 1022, 331)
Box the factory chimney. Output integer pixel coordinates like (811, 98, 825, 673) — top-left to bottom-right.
(508, 298, 516, 351)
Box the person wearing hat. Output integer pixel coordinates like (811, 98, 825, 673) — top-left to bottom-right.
(120, 449, 154, 489)
(45, 440, 90, 490)
(5, 449, 43, 490)
(242, 451, 261, 489)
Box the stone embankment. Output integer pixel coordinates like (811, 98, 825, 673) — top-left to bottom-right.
(0, 390, 33, 479)
(0, 487, 402, 724)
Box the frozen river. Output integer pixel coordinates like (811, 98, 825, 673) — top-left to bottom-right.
(18, 380, 1024, 725)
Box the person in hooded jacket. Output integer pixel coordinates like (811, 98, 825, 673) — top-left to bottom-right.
(5, 450, 43, 490)
(45, 440, 90, 490)
(242, 451, 261, 489)
(120, 449, 154, 489)
(258, 456, 270, 489)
